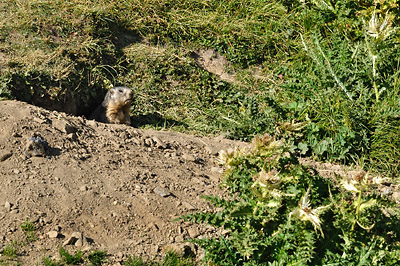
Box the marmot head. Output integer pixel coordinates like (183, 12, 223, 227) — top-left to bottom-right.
(109, 87, 133, 105)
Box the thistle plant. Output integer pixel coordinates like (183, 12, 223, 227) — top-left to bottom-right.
(364, 10, 397, 102)
(183, 135, 400, 265)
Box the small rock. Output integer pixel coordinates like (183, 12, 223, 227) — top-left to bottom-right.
(63, 231, 83, 246)
(144, 138, 154, 147)
(33, 117, 47, 124)
(205, 145, 220, 156)
(211, 167, 223, 174)
(75, 238, 83, 247)
(24, 134, 48, 157)
(10, 209, 19, 214)
(175, 235, 185, 242)
(152, 136, 167, 149)
(154, 186, 171, 197)
(53, 119, 77, 134)
(182, 153, 196, 162)
(63, 236, 75, 246)
(182, 202, 196, 210)
(47, 231, 60, 239)
(188, 227, 200, 238)
(12, 132, 22, 138)
(0, 151, 13, 162)
(54, 225, 61, 232)
(4, 201, 12, 212)
(80, 185, 88, 192)
(12, 169, 20, 174)
(177, 226, 183, 234)
(86, 120, 97, 127)
(67, 133, 77, 141)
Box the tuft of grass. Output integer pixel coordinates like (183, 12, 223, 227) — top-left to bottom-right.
(87, 250, 107, 266)
(42, 256, 63, 266)
(20, 219, 37, 242)
(59, 247, 84, 265)
(124, 251, 194, 266)
(2, 242, 17, 258)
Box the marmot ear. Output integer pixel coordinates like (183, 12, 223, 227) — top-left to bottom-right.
(109, 88, 115, 95)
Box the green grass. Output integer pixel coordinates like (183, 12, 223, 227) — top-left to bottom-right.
(2, 242, 17, 258)
(124, 251, 194, 266)
(0, 1, 399, 264)
(59, 247, 84, 265)
(1, 0, 398, 176)
(87, 250, 108, 266)
(20, 220, 37, 243)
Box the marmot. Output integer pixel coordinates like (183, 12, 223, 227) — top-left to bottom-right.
(89, 87, 133, 125)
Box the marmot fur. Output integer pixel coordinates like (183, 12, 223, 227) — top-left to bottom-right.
(89, 87, 133, 125)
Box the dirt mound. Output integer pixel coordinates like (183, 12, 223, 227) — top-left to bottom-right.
(0, 100, 247, 265)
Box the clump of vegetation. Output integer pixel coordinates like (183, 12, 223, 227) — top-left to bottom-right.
(87, 250, 108, 266)
(124, 251, 194, 266)
(58, 247, 84, 265)
(183, 135, 400, 265)
(20, 219, 36, 243)
(2, 241, 18, 259)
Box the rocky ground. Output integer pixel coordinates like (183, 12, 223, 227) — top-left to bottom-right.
(0, 100, 248, 265)
(0, 100, 398, 266)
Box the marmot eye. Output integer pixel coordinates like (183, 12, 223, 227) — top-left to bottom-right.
(118, 89, 123, 93)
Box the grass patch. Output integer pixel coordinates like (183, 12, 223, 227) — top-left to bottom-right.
(2, 242, 18, 259)
(87, 250, 108, 266)
(20, 219, 37, 243)
(59, 247, 84, 265)
(124, 251, 194, 266)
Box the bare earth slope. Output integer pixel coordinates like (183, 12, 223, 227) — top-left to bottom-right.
(0, 100, 247, 265)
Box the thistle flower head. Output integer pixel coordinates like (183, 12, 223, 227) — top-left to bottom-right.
(218, 147, 245, 168)
(367, 11, 395, 41)
(289, 188, 329, 237)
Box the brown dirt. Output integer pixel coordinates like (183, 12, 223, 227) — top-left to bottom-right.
(0, 100, 248, 265)
(0, 100, 397, 265)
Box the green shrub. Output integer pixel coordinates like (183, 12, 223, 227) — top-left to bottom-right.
(183, 135, 400, 265)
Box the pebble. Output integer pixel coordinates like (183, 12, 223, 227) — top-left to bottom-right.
(152, 136, 167, 149)
(188, 227, 200, 238)
(211, 167, 223, 173)
(154, 186, 171, 197)
(144, 138, 154, 147)
(13, 169, 21, 174)
(4, 201, 12, 212)
(205, 145, 220, 155)
(182, 202, 196, 210)
(47, 231, 60, 239)
(182, 153, 196, 162)
(0, 151, 13, 162)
